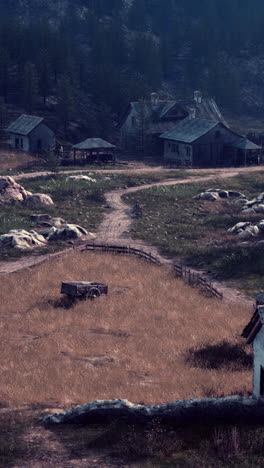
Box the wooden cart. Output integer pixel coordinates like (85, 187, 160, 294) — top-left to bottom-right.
(61, 281, 108, 301)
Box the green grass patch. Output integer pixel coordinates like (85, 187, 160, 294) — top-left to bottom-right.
(123, 172, 264, 293)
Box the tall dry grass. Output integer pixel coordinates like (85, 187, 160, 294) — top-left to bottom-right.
(0, 150, 40, 171)
(0, 251, 253, 407)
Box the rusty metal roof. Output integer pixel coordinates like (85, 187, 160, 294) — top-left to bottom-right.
(7, 114, 44, 135)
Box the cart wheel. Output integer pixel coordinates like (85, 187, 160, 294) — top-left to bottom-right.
(87, 288, 101, 300)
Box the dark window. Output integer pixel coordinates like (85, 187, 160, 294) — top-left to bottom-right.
(20, 138, 23, 149)
(15, 138, 19, 149)
(37, 139, 42, 151)
(186, 146, 191, 156)
(215, 131, 221, 139)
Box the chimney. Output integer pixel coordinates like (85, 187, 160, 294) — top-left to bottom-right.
(189, 108, 196, 119)
(151, 92, 159, 107)
(194, 90, 202, 103)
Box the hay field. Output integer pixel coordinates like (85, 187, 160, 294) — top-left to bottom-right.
(0, 150, 41, 171)
(0, 251, 252, 407)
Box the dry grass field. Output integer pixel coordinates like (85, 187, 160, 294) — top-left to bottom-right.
(0, 150, 41, 171)
(0, 251, 253, 408)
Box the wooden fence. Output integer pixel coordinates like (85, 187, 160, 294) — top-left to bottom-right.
(174, 263, 223, 300)
(83, 244, 223, 299)
(84, 243, 161, 266)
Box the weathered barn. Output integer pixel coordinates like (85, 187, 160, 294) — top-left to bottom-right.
(119, 91, 228, 153)
(7, 114, 55, 153)
(160, 118, 261, 167)
(242, 302, 264, 398)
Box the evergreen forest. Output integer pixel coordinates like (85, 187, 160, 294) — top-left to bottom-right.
(0, 0, 263, 133)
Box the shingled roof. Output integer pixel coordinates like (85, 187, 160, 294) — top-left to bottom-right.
(160, 118, 218, 143)
(73, 138, 116, 150)
(7, 114, 44, 136)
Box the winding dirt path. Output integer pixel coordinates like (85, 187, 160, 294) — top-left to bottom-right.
(1, 165, 263, 306)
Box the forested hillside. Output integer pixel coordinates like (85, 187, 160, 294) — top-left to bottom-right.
(0, 0, 263, 137)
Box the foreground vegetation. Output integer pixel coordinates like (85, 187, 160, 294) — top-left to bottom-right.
(2, 409, 264, 467)
(124, 171, 264, 294)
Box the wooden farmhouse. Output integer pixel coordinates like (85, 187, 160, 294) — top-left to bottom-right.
(7, 114, 55, 153)
(119, 90, 228, 153)
(242, 299, 264, 398)
(159, 118, 261, 167)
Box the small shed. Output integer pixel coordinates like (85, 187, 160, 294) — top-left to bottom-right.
(7, 114, 55, 153)
(242, 304, 264, 398)
(72, 138, 116, 165)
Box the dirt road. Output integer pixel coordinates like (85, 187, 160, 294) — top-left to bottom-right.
(1, 166, 262, 305)
(13, 163, 264, 181)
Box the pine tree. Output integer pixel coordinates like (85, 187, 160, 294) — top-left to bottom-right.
(0, 48, 10, 102)
(22, 62, 39, 113)
(38, 49, 51, 105)
(57, 74, 76, 135)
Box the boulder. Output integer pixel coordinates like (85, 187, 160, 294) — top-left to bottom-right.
(228, 222, 252, 234)
(193, 192, 219, 201)
(0, 229, 47, 250)
(254, 204, 264, 214)
(255, 240, 264, 249)
(218, 190, 229, 198)
(24, 193, 54, 207)
(241, 208, 256, 214)
(238, 230, 256, 240)
(46, 223, 89, 241)
(257, 221, 264, 232)
(67, 175, 96, 183)
(228, 191, 245, 198)
(0, 176, 31, 205)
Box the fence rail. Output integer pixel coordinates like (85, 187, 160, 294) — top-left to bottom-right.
(82, 244, 223, 300)
(84, 243, 161, 266)
(174, 263, 223, 300)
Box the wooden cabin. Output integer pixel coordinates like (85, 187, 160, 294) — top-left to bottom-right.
(160, 118, 261, 167)
(7, 114, 55, 153)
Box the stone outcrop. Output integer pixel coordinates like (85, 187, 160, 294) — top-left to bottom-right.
(241, 193, 264, 214)
(193, 188, 246, 201)
(42, 396, 264, 426)
(0, 176, 30, 204)
(67, 175, 96, 183)
(228, 220, 264, 239)
(0, 176, 54, 207)
(46, 224, 89, 241)
(0, 229, 47, 250)
(23, 193, 54, 207)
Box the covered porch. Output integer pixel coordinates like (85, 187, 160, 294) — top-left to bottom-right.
(72, 138, 116, 165)
(224, 138, 262, 166)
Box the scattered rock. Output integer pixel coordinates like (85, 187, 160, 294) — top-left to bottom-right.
(67, 175, 96, 183)
(46, 224, 93, 241)
(0, 229, 47, 250)
(193, 188, 245, 202)
(228, 222, 252, 234)
(0, 176, 30, 205)
(23, 193, 54, 207)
